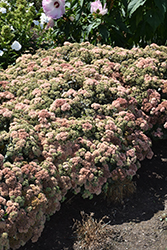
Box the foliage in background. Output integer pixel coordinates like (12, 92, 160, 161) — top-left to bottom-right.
(1, 0, 167, 69)
(127, 0, 167, 47)
(0, 0, 54, 69)
(40, 0, 167, 48)
(47, 0, 128, 48)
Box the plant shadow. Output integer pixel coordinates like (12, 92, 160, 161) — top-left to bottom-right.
(19, 139, 167, 250)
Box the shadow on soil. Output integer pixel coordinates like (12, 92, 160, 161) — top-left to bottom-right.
(19, 139, 167, 250)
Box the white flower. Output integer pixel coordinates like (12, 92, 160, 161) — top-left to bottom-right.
(0, 50, 4, 56)
(0, 7, 7, 13)
(42, 0, 65, 19)
(33, 20, 40, 26)
(10, 26, 14, 31)
(11, 41, 22, 51)
(40, 13, 50, 29)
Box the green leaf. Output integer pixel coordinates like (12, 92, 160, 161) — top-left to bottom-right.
(154, 0, 167, 13)
(128, 0, 147, 17)
(70, 0, 79, 8)
(86, 19, 101, 35)
(79, 0, 84, 8)
(99, 26, 110, 42)
(145, 9, 164, 32)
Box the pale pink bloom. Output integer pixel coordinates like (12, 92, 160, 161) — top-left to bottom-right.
(84, 151, 92, 161)
(161, 62, 167, 68)
(112, 98, 128, 110)
(71, 157, 81, 167)
(3, 110, 12, 118)
(91, 1, 108, 15)
(92, 150, 100, 157)
(15, 103, 27, 110)
(16, 139, 26, 148)
(61, 103, 71, 111)
(74, 60, 84, 67)
(150, 43, 159, 49)
(54, 99, 66, 107)
(135, 57, 158, 70)
(164, 122, 167, 129)
(46, 132, 54, 138)
(55, 132, 68, 141)
(91, 103, 101, 110)
(78, 89, 90, 96)
(62, 89, 77, 97)
(42, 0, 65, 19)
(82, 122, 93, 131)
(126, 148, 136, 158)
(28, 110, 38, 118)
(38, 109, 50, 118)
(144, 74, 152, 83)
(40, 82, 51, 89)
(0, 154, 4, 168)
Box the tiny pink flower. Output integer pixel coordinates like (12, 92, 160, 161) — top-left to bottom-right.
(82, 122, 93, 131)
(61, 103, 71, 111)
(42, 0, 65, 20)
(164, 122, 167, 129)
(91, 0, 108, 15)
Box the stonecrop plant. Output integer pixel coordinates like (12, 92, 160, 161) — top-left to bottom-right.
(0, 0, 167, 249)
(0, 42, 167, 249)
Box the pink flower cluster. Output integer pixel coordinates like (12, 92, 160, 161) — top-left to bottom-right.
(0, 160, 63, 249)
(90, 0, 108, 15)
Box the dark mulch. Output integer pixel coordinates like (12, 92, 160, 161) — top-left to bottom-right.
(19, 139, 167, 250)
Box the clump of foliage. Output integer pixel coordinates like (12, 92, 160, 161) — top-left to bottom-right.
(73, 211, 113, 250)
(0, 42, 167, 249)
(1, 0, 167, 69)
(0, 0, 54, 69)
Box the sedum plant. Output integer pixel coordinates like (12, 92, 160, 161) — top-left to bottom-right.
(0, 42, 167, 249)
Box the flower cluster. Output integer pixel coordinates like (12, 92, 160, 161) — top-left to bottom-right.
(42, 0, 65, 20)
(0, 42, 167, 249)
(0, 161, 62, 249)
(90, 0, 108, 15)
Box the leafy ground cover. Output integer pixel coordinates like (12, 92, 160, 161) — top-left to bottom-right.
(18, 139, 167, 250)
(0, 42, 167, 249)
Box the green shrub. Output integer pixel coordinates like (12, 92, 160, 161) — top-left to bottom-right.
(127, 0, 167, 47)
(0, 0, 54, 69)
(1, 0, 167, 69)
(0, 42, 167, 249)
(36, 0, 167, 48)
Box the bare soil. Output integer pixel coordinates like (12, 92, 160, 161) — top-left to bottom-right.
(19, 139, 167, 250)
